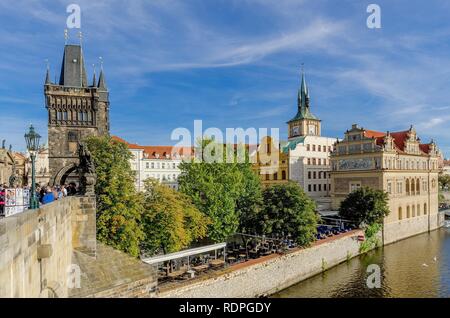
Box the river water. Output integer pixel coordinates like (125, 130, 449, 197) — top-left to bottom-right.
(273, 228, 450, 298)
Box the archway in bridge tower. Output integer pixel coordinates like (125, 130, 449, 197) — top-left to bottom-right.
(53, 164, 80, 187)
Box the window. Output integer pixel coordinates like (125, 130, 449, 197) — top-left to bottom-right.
(318, 145, 321, 152)
(146, 163, 149, 169)
(397, 182, 403, 194)
(307, 144, 310, 151)
(274, 172, 278, 180)
(282, 171, 287, 180)
(265, 174, 270, 181)
(416, 179, 420, 195)
(312, 145, 316, 151)
(162, 163, 165, 169)
(417, 204, 420, 216)
(68, 131, 78, 142)
(313, 184, 317, 192)
(412, 205, 415, 217)
(63, 111, 68, 120)
(151, 162, 155, 169)
(407, 206, 410, 218)
(424, 203, 427, 215)
(406, 179, 410, 195)
(350, 182, 361, 192)
(387, 182, 392, 194)
(318, 184, 322, 191)
(308, 158, 311, 165)
(308, 184, 312, 192)
(313, 171, 316, 179)
(308, 171, 311, 179)
(398, 207, 403, 220)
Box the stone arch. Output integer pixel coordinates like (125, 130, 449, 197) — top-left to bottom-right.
(51, 163, 79, 186)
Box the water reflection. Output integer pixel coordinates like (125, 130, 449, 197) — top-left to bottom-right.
(273, 228, 450, 298)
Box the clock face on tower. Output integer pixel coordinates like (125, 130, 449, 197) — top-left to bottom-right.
(292, 126, 300, 136)
(308, 124, 316, 135)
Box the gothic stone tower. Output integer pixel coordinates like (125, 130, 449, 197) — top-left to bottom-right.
(45, 44, 110, 186)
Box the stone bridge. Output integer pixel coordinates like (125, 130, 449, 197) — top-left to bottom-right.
(0, 196, 156, 298)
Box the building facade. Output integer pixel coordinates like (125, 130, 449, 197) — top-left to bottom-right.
(26, 147, 51, 186)
(45, 44, 110, 186)
(330, 124, 443, 244)
(113, 136, 192, 191)
(0, 146, 14, 185)
(252, 136, 289, 187)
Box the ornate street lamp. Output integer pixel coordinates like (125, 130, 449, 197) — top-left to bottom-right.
(24, 125, 41, 209)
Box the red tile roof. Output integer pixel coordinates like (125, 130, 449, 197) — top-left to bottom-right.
(362, 129, 433, 155)
(112, 136, 193, 160)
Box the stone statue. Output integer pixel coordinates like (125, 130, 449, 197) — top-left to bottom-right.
(9, 162, 18, 188)
(1, 140, 5, 149)
(77, 142, 97, 195)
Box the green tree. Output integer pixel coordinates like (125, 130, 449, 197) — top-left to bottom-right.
(439, 174, 450, 190)
(85, 136, 144, 257)
(260, 182, 319, 247)
(236, 163, 263, 235)
(178, 138, 262, 242)
(338, 187, 390, 227)
(141, 179, 210, 255)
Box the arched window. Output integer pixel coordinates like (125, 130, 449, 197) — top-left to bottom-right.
(274, 172, 278, 180)
(411, 179, 415, 195)
(407, 206, 410, 218)
(412, 205, 415, 217)
(424, 203, 427, 215)
(406, 179, 410, 195)
(398, 207, 403, 220)
(282, 170, 287, 180)
(416, 179, 420, 195)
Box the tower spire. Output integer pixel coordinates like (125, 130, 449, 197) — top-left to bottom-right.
(92, 64, 97, 87)
(298, 64, 309, 110)
(98, 57, 107, 90)
(45, 59, 51, 85)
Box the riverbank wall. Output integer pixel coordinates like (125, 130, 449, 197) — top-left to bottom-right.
(157, 230, 363, 298)
(383, 211, 445, 245)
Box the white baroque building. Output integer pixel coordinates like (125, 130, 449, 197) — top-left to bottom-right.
(113, 136, 192, 191)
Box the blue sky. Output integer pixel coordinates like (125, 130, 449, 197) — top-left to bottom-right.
(1, 0, 450, 157)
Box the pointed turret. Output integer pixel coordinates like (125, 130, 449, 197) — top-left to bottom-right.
(92, 69, 97, 87)
(98, 70, 107, 90)
(59, 45, 88, 87)
(45, 67, 51, 85)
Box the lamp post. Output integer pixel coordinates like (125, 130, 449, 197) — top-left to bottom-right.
(25, 125, 41, 209)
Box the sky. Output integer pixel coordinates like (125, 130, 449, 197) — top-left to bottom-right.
(1, 0, 450, 157)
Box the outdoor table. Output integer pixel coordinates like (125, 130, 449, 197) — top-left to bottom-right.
(167, 270, 186, 280)
(193, 264, 209, 272)
(210, 259, 225, 268)
(227, 256, 237, 263)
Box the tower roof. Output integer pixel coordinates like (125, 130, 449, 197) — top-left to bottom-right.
(288, 69, 319, 123)
(98, 70, 107, 90)
(45, 67, 51, 85)
(59, 45, 88, 87)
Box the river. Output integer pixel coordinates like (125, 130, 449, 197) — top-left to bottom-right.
(273, 228, 450, 298)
